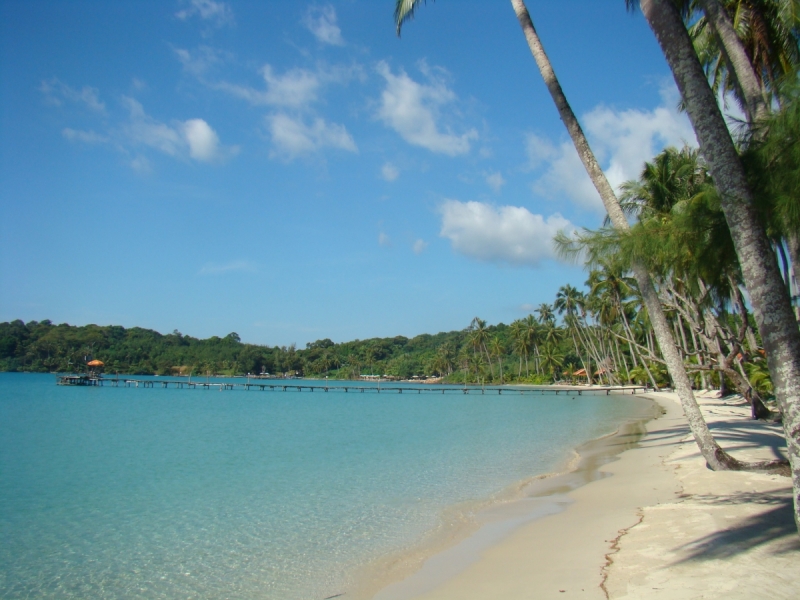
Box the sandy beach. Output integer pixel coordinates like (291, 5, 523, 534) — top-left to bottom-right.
(371, 391, 799, 599)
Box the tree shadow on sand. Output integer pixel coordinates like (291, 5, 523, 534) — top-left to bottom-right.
(670, 493, 800, 563)
(704, 416, 788, 462)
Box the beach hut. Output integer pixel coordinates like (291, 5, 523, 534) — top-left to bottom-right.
(86, 359, 104, 375)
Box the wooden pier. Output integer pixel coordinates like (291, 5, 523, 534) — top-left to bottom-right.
(56, 375, 650, 396)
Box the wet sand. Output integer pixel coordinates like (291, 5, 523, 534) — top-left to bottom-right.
(359, 393, 662, 600)
(368, 392, 799, 599)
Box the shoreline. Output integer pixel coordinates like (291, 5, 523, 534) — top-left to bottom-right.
(364, 392, 798, 599)
(345, 392, 661, 600)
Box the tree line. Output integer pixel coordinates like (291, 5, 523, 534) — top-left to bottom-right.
(0, 316, 604, 384)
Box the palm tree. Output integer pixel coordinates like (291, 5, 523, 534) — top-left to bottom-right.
(432, 343, 454, 377)
(395, 0, 787, 480)
(524, 314, 542, 374)
(318, 350, 333, 374)
(489, 335, 505, 383)
(469, 352, 487, 385)
(687, 0, 799, 120)
(535, 303, 555, 325)
(554, 284, 583, 319)
(509, 319, 527, 378)
(539, 343, 565, 382)
(638, 0, 800, 529)
(688, 0, 800, 306)
(688, 0, 770, 123)
(555, 284, 593, 384)
(469, 317, 494, 377)
(511, 319, 534, 378)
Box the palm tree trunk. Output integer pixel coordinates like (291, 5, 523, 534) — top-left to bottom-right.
(677, 313, 691, 357)
(479, 341, 495, 378)
(697, 0, 769, 124)
(688, 320, 709, 389)
(613, 329, 630, 377)
(641, 0, 800, 532)
(510, 0, 785, 476)
(569, 328, 591, 384)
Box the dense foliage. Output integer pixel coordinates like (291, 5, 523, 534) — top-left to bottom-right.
(0, 318, 578, 383)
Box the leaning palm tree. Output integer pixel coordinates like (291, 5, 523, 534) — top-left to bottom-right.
(395, 0, 788, 479)
(684, 0, 799, 123)
(555, 284, 593, 384)
(637, 0, 800, 533)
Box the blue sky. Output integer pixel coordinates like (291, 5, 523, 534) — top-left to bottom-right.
(0, 0, 699, 347)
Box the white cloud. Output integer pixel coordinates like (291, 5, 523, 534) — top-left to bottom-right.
(439, 200, 574, 267)
(122, 97, 237, 163)
(303, 5, 344, 46)
(584, 91, 698, 190)
(42, 79, 237, 169)
(381, 162, 399, 181)
(123, 97, 184, 156)
(62, 128, 108, 144)
(174, 46, 228, 76)
(525, 132, 557, 169)
(183, 118, 238, 162)
(130, 155, 152, 173)
(176, 0, 233, 26)
(379, 232, 391, 247)
(528, 137, 598, 211)
(267, 113, 357, 159)
(375, 61, 477, 156)
(261, 65, 321, 108)
(216, 65, 321, 109)
(40, 78, 105, 113)
(526, 83, 697, 213)
(412, 239, 428, 254)
(199, 259, 257, 275)
(231, 62, 365, 106)
(485, 171, 505, 193)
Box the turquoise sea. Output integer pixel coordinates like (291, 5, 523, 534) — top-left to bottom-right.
(0, 373, 646, 599)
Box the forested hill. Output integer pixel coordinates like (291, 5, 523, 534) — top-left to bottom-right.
(0, 319, 490, 379)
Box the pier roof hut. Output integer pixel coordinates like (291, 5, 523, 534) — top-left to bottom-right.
(86, 359, 104, 375)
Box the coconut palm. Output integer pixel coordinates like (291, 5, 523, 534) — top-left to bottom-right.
(432, 343, 454, 377)
(539, 343, 565, 381)
(638, 0, 800, 529)
(469, 317, 494, 377)
(686, 0, 799, 120)
(469, 352, 487, 385)
(524, 314, 542, 374)
(555, 285, 593, 384)
(554, 284, 583, 319)
(511, 321, 532, 378)
(535, 303, 555, 325)
(509, 319, 527, 378)
(489, 336, 506, 383)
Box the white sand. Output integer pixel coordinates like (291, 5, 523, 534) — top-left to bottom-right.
(370, 392, 799, 599)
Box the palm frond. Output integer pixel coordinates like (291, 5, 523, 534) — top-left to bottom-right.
(395, 0, 431, 37)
